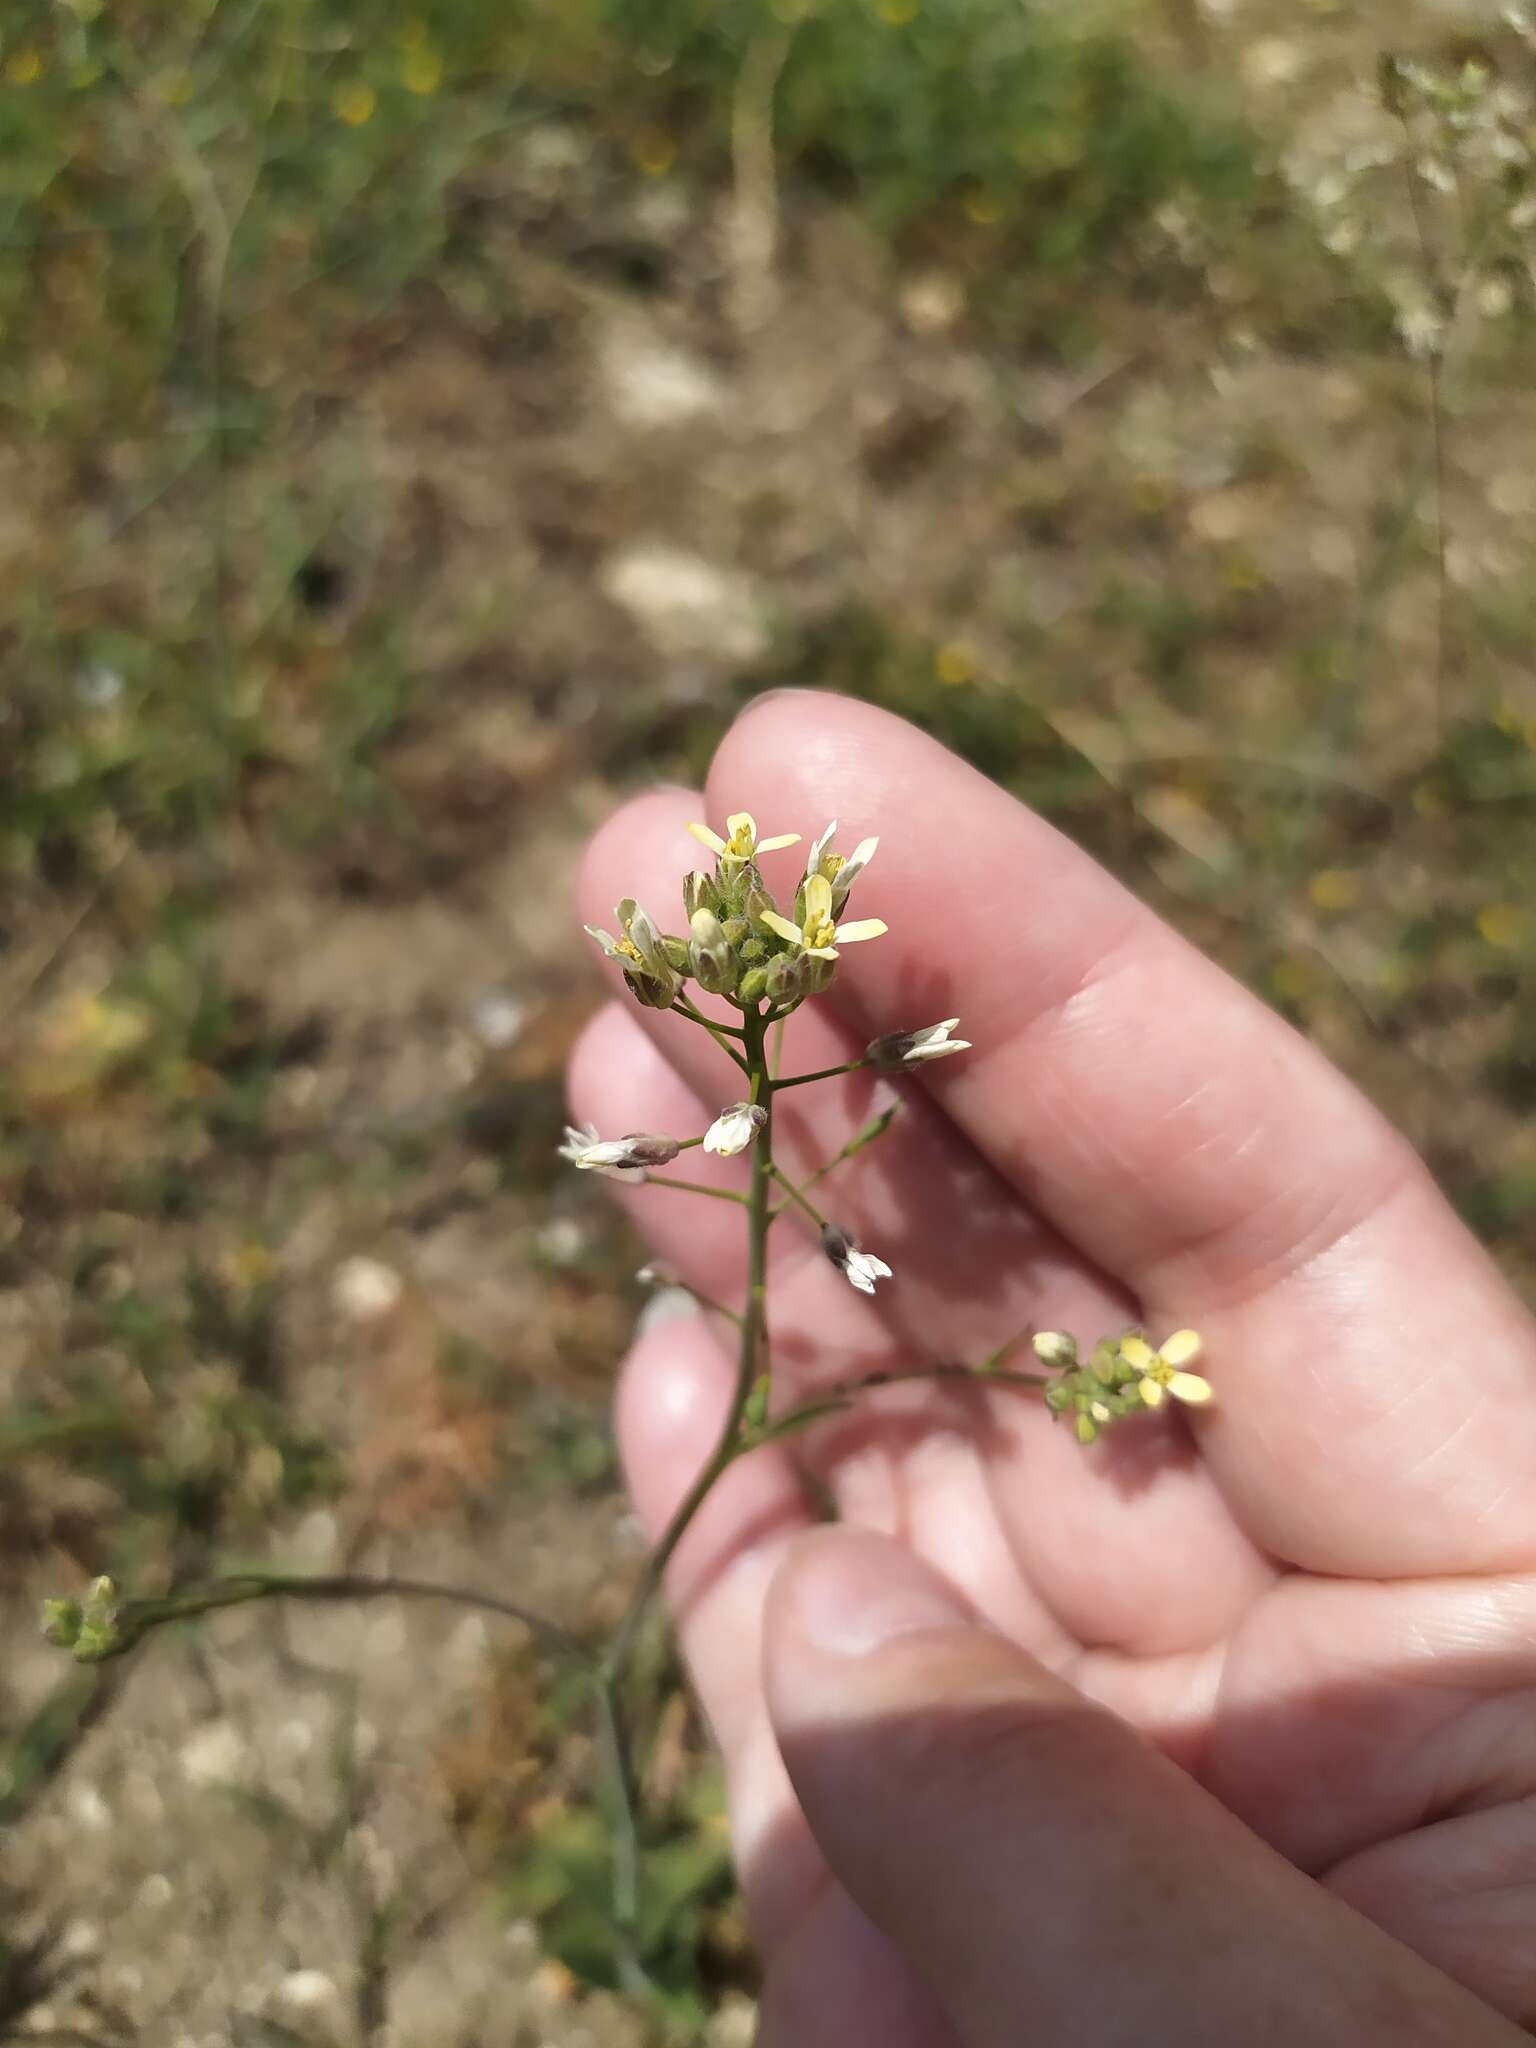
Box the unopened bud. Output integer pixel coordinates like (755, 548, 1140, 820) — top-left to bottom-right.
(621, 1133, 683, 1167)
(40, 1596, 83, 1649)
(737, 966, 770, 1006)
(1031, 1330, 1078, 1369)
(1074, 1413, 1099, 1445)
(689, 908, 736, 995)
(626, 969, 678, 1012)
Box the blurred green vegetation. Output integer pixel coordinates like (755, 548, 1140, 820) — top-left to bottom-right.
(2, 0, 1536, 2036)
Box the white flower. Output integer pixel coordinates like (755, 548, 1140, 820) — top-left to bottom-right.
(559, 1123, 680, 1181)
(759, 872, 887, 961)
(820, 1223, 893, 1296)
(703, 1102, 768, 1157)
(687, 811, 800, 864)
(583, 899, 680, 997)
(866, 1017, 971, 1069)
(1118, 1330, 1213, 1408)
(804, 819, 879, 913)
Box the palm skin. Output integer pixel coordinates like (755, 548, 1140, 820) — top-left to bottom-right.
(569, 693, 1536, 2044)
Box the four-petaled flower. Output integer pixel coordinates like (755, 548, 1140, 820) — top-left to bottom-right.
(559, 1123, 681, 1181)
(1118, 1330, 1213, 1408)
(820, 1223, 893, 1296)
(759, 873, 887, 960)
(704, 1102, 768, 1157)
(803, 819, 879, 914)
(867, 1017, 972, 1069)
(583, 899, 678, 993)
(688, 812, 801, 865)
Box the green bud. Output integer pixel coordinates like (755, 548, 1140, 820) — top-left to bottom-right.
(40, 1597, 83, 1649)
(1074, 1413, 1099, 1446)
(737, 967, 770, 1006)
(764, 953, 809, 1005)
(682, 870, 720, 919)
(1044, 1382, 1073, 1414)
(689, 909, 735, 995)
(661, 936, 691, 973)
(722, 917, 750, 947)
(738, 938, 766, 965)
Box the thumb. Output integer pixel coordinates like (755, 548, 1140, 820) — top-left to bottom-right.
(762, 1529, 1518, 2048)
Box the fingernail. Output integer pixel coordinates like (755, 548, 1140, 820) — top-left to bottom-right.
(788, 1530, 970, 1658)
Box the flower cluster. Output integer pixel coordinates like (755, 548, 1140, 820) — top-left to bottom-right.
(1033, 1327, 1213, 1443)
(585, 812, 887, 1015)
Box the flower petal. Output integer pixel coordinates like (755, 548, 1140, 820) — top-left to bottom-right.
(687, 823, 727, 855)
(1166, 1371, 1214, 1406)
(1119, 1336, 1155, 1371)
(755, 832, 802, 853)
(804, 820, 838, 878)
(832, 918, 887, 944)
(1138, 1375, 1166, 1407)
(802, 873, 833, 924)
(759, 911, 804, 946)
(1159, 1329, 1203, 1368)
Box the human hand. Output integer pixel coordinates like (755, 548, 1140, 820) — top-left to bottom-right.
(569, 692, 1536, 2045)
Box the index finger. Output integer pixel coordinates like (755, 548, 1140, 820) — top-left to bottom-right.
(706, 692, 1536, 1576)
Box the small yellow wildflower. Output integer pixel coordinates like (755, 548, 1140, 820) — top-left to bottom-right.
(1118, 1330, 1213, 1409)
(402, 44, 443, 94)
(334, 81, 376, 126)
(759, 872, 887, 961)
(1308, 868, 1360, 913)
(688, 812, 800, 864)
(1477, 903, 1528, 951)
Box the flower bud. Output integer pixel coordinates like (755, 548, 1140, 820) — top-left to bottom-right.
(689, 909, 736, 995)
(682, 870, 720, 920)
(866, 1018, 972, 1069)
(1031, 1330, 1078, 1369)
(626, 969, 678, 1012)
(737, 966, 770, 1005)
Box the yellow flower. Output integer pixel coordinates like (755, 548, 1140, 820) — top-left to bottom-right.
(759, 872, 887, 960)
(688, 812, 800, 864)
(1118, 1330, 1212, 1409)
(334, 81, 376, 126)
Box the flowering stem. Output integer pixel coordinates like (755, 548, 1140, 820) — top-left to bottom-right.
(673, 997, 750, 1072)
(639, 1174, 750, 1205)
(603, 1013, 775, 1683)
(773, 1057, 870, 1091)
(766, 1162, 827, 1229)
(770, 1104, 897, 1216)
(63, 1571, 586, 1665)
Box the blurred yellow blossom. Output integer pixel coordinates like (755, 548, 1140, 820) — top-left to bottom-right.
(1308, 868, 1360, 913)
(334, 81, 377, 126)
(1477, 903, 1528, 951)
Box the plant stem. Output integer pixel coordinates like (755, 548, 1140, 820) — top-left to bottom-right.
(769, 1104, 897, 1218)
(773, 1058, 870, 1091)
(639, 1174, 749, 1205)
(97, 1572, 585, 1663)
(601, 1009, 775, 1691)
(767, 1162, 827, 1229)
(674, 997, 751, 1072)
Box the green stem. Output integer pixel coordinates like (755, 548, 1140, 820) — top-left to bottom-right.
(640, 1174, 750, 1205)
(767, 1162, 827, 1229)
(769, 1105, 897, 1219)
(78, 1572, 584, 1665)
(773, 1058, 869, 1091)
(674, 997, 751, 1072)
(600, 1008, 774, 1687)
